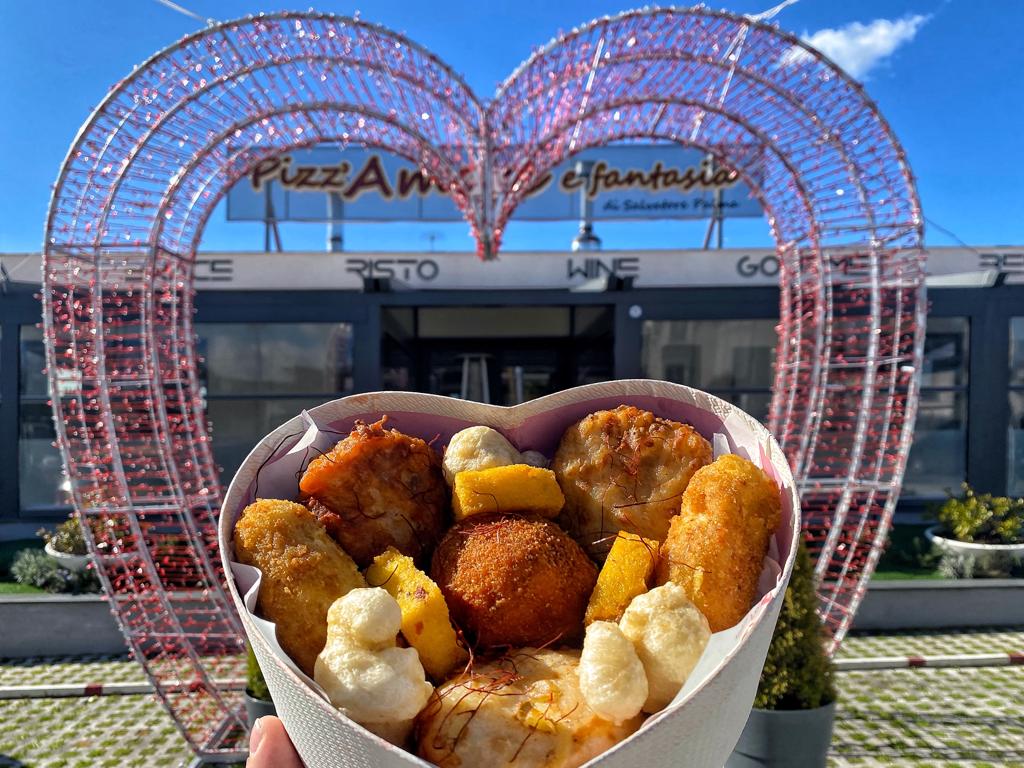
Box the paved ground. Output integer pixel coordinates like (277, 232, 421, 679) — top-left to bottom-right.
(1, 628, 1022, 767)
(838, 626, 1024, 660)
(830, 666, 1024, 767)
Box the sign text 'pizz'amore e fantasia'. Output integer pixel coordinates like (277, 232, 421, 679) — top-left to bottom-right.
(226, 144, 764, 223)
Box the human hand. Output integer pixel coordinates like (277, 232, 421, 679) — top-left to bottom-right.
(247, 716, 303, 768)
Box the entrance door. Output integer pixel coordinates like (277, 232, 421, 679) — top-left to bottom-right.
(380, 305, 613, 405)
(422, 341, 569, 406)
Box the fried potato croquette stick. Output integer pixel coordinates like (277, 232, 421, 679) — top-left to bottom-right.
(656, 454, 781, 632)
(233, 499, 365, 676)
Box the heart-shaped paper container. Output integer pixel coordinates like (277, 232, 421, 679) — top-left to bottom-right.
(218, 380, 801, 768)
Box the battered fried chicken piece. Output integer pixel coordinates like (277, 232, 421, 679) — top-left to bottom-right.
(430, 515, 598, 649)
(656, 454, 781, 632)
(299, 417, 447, 567)
(233, 499, 366, 676)
(552, 405, 712, 559)
(417, 649, 642, 768)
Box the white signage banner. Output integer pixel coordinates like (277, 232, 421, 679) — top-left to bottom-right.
(3, 248, 1021, 292)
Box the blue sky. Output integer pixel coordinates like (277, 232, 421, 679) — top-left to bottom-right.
(1, 0, 1021, 254)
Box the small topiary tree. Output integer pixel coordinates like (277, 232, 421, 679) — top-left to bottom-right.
(754, 539, 835, 710)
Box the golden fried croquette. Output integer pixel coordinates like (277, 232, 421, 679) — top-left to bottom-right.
(656, 454, 781, 632)
(233, 499, 365, 676)
(552, 405, 712, 558)
(299, 417, 447, 567)
(430, 515, 598, 649)
(417, 649, 642, 768)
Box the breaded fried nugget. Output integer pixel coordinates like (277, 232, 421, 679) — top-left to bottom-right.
(299, 417, 447, 567)
(656, 454, 781, 632)
(233, 499, 365, 676)
(431, 514, 598, 649)
(552, 405, 712, 558)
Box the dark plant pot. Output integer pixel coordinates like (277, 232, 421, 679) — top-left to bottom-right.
(244, 690, 277, 728)
(727, 702, 836, 768)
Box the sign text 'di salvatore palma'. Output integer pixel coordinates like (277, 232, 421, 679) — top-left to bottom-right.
(227, 145, 763, 222)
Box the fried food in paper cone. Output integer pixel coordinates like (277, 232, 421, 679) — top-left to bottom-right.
(233, 499, 365, 676)
(417, 649, 642, 768)
(656, 454, 781, 632)
(299, 417, 447, 567)
(431, 514, 597, 648)
(552, 405, 712, 558)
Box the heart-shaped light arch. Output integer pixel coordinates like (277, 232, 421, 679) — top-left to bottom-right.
(42, 8, 924, 760)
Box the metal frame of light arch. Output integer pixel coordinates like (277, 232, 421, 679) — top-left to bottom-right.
(41, 7, 925, 758)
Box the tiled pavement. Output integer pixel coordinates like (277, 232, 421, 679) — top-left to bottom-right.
(830, 665, 1024, 767)
(0, 654, 242, 689)
(838, 627, 1024, 661)
(0, 693, 191, 768)
(1, 629, 1022, 767)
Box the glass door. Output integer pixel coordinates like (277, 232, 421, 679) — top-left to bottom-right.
(380, 304, 615, 405)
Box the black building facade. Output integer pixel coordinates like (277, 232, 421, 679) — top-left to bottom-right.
(2, 247, 1022, 538)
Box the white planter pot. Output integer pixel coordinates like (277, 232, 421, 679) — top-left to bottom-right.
(925, 526, 1024, 569)
(44, 541, 91, 573)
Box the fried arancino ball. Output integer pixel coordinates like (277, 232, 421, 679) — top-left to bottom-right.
(656, 454, 782, 632)
(417, 649, 642, 768)
(430, 515, 598, 649)
(552, 405, 712, 559)
(299, 417, 447, 568)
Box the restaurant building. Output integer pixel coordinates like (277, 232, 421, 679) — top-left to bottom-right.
(1, 244, 1022, 538)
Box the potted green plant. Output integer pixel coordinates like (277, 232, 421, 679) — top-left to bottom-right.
(245, 643, 276, 727)
(39, 515, 91, 573)
(728, 540, 836, 768)
(926, 484, 1024, 571)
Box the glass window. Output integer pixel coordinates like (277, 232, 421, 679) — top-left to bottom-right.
(1009, 391, 1024, 496)
(1011, 318, 1024, 387)
(641, 319, 777, 420)
(418, 307, 571, 338)
(903, 317, 969, 497)
(1009, 319, 1024, 494)
(902, 391, 969, 497)
(195, 323, 354, 395)
(20, 325, 47, 397)
(18, 326, 69, 511)
(195, 323, 355, 482)
(18, 403, 69, 509)
(206, 397, 328, 482)
(921, 317, 970, 388)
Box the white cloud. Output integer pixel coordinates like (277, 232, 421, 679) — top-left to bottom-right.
(780, 14, 930, 80)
